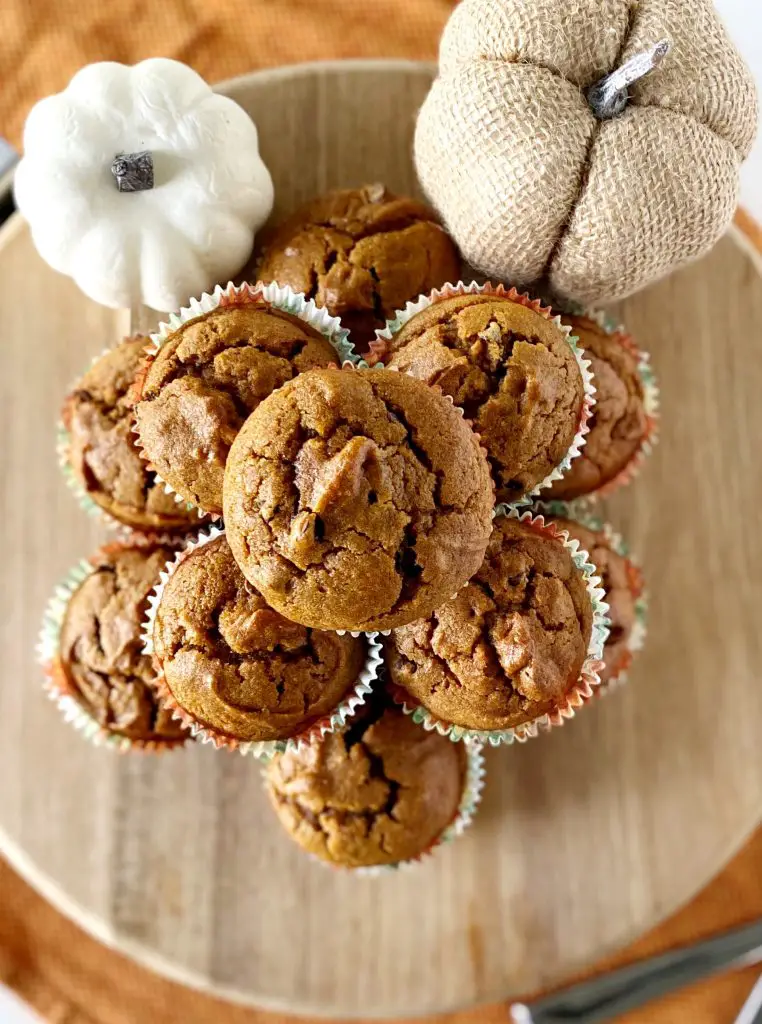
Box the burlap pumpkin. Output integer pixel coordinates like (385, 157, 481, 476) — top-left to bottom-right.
(414, 0, 758, 306)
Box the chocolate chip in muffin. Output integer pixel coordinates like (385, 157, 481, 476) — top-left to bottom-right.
(384, 515, 594, 732)
(223, 366, 495, 633)
(253, 184, 461, 352)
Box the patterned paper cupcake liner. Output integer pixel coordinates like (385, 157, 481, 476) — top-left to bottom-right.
(551, 303, 660, 503)
(534, 499, 648, 693)
(282, 739, 486, 876)
(37, 546, 189, 753)
(141, 525, 383, 761)
(367, 281, 597, 506)
(130, 280, 358, 517)
(390, 507, 610, 746)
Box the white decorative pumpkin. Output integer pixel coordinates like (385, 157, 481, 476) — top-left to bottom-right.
(14, 58, 274, 312)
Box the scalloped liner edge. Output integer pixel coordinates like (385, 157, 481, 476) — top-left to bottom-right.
(141, 525, 383, 761)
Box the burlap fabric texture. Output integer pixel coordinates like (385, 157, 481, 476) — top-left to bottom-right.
(414, 0, 758, 306)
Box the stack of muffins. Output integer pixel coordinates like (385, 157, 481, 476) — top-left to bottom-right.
(40, 184, 657, 872)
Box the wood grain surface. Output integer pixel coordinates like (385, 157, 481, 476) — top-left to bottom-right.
(0, 61, 761, 1019)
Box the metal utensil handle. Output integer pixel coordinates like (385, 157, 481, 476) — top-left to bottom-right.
(736, 974, 762, 1024)
(511, 919, 762, 1024)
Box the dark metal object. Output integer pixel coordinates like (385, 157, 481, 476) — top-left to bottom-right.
(510, 918, 762, 1024)
(110, 150, 154, 193)
(587, 40, 671, 120)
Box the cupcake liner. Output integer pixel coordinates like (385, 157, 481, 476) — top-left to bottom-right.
(551, 304, 660, 502)
(37, 549, 188, 753)
(278, 739, 486, 876)
(130, 281, 358, 517)
(534, 499, 648, 693)
(390, 507, 611, 746)
(142, 525, 382, 761)
(368, 281, 597, 506)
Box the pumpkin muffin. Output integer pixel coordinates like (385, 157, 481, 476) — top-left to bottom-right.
(223, 367, 495, 633)
(372, 292, 586, 503)
(545, 315, 653, 500)
(150, 533, 370, 745)
(254, 184, 461, 351)
(49, 541, 188, 748)
(547, 515, 644, 686)
(384, 514, 595, 734)
(134, 302, 342, 516)
(61, 337, 203, 532)
(265, 698, 468, 868)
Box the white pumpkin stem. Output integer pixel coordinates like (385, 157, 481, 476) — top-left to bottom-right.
(111, 151, 154, 192)
(587, 39, 670, 120)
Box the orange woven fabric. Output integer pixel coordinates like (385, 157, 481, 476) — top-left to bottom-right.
(0, 0, 452, 148)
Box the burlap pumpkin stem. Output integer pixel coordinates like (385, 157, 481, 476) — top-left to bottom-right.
(415, 0, 758, 307)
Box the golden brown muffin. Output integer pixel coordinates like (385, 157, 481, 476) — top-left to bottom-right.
(547, 516, 641, 686)
(373, 293, 585, 503)
(266, 700, 466, 868)
(384, 515, 593, 732)
(223, 367, 495, 633)
(546, 316, 650, 500)
(254, 184, 461, 351)
(151, 534, 368, 743)
(62, 337, 203, 533)
(134, 303, 341, 516)
(54, 541, 188, 746)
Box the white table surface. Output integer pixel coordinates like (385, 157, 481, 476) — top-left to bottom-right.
(1, 4, 760, 1022)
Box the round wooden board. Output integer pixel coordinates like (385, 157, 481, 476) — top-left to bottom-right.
(1, 59, 762, 1019)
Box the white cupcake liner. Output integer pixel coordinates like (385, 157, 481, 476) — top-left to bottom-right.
(368, 281, 596, 506)
(390, 507, 611, 746)
(551, 304, 660, 502)
(131, 281, 358, 517)
(37, 546, 189, 753)
(534, 500, 648, 693)
(142, 525, 382, 761)
(271, 739, 485, 876)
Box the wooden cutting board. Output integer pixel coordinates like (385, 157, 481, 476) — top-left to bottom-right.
(1, 60, 761, 1019)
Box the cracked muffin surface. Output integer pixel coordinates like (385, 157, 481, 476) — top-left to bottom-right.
(548, 517, 639, 685)
(62, 337, 203, 532)
(254, 184, 461, 351)
(57, 542, 188, 745)
(384, 516, 593, 732)
(134, 303, 341, 516)
(374, 293, 585, 503)
(546, 316, 648, 500)
(152, 535, 368, 742)
(266, 699, 466, 867)
(223, 366, 495, 633)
